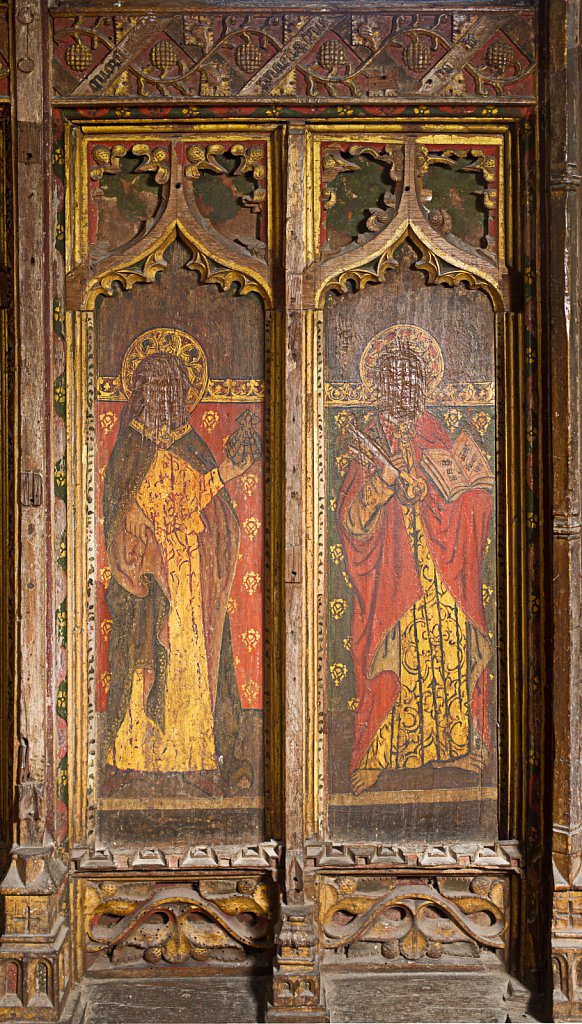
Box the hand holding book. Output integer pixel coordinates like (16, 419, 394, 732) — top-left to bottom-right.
(420, 430, 494, 502)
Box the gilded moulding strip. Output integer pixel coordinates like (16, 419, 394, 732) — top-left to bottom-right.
(330, 787, 498, 807)
(96, 377, 495, 406)
(97, 375, 265, 403)
(324, 380, 495, 406)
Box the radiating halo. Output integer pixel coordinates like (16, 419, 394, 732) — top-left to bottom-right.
(121, 328, 208, 412)
(360, 323, 444, 399)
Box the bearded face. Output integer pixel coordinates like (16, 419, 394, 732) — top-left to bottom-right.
(375, 349, 427, 424)
(128, 352, 190, 437)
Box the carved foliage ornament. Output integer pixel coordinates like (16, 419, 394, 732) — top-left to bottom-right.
(52, 12, 536, 101)
(322, 144, 404, 237)
(87, 138, 267, 265)
(90, 142, 170, 183)
(85, 879, 272, 968)
(185, 142, 267, 217)
(320, 876, 506, 962)
(416, 145, 499, 258)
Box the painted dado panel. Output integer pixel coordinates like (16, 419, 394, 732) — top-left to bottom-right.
(63, 125, 281, 856)
(0, 4, 556, 1021)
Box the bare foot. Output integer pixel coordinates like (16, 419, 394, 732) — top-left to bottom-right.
(432, 753, 485, 773)
(351, 768, 382, 795)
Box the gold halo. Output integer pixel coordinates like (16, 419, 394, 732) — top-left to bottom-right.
(121, 328, 208, 412)
(360, 323, 444, 399)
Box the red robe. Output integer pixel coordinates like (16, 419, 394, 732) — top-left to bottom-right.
(337, 411, 493, 774)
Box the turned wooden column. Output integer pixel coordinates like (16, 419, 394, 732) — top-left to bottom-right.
(546, 0, 582, 1017)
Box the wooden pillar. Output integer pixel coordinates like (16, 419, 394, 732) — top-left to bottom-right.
(0, 2, 69, 1020)
(546, 0, 582, 1016)
(267, 123, 328, 1024)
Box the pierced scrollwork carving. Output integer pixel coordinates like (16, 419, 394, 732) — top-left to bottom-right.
(320, 876, 507, 963)
(131, 144, 170, 184)
(416, 146, 495, 182)
(416, 145, 498, 260)
(322, 144, 404, 237)
(184, 142, 267, 257)
(231, 144, 266, 213)
(185, 142, 266, 212)
(90, 143, 169, 183)
(85, 879, 273, 968)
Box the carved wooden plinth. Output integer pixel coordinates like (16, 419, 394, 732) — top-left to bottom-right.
(0, 840, 69, 1021)
(553, 891, 582, 1019)
(81, 876, 274, 973)
(267, 902, 329, 1023)
(318, 875, 507, 965)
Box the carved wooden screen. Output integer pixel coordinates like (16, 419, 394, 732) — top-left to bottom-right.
(0, 5, 550, 1022)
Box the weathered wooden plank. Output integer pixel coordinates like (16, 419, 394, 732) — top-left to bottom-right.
(12, 0, 51, 846)
(283, 124, 307, 862)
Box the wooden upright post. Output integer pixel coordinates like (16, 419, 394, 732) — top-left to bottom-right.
(267, 123, 328, 1024)
(546, 0, 582, 1017)
(0, 2, 69, 1019)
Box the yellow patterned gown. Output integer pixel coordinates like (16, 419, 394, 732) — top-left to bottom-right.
(354, 436, 470, 771)
(107, 448, 225, 773)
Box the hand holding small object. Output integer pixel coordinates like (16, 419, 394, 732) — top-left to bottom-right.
(219, 453, 255, 483)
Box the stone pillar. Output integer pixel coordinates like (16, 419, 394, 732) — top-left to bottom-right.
(0, 2, 70, 1019)
(546, 0, 582, 1017)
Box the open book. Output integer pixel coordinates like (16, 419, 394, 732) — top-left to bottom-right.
(420, 430, 494, 502)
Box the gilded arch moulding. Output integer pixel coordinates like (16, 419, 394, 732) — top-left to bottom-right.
(64, 124, 276, 312)
(310, 131, 509, 311)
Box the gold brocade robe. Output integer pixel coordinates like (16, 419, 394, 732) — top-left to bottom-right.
(348, 435, 470, 771)
(107, 448, 225, 773)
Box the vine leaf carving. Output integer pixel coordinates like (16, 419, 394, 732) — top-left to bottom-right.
(184, 143, 227, 180)
(90, 143, 169, 184)
(53, 12, 536, 101)
(90, 144, 127, 180)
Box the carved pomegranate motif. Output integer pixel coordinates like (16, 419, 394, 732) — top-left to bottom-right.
(485, 40, 515, 74)
(402, 39, 432, 73)
(318, 39, 346, 72)
(64, 41, 92, 73)
(235, 40, 263, 74)
(150, 40, 178, 73)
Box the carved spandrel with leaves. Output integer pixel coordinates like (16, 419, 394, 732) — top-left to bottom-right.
(311, 134, 505, 310)
(416, 144, 500, 263)
(79, 133, 271, 303)
(321, 143, 404, 254)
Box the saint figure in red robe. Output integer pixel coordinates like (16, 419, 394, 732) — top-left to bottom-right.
(337, 330, 494, 795)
